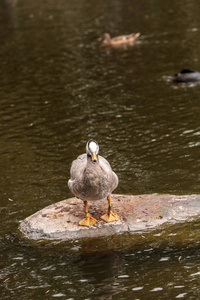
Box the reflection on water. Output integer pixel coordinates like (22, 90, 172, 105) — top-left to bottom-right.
(1, 219, 200, 299)
(0, 0, 200, 299)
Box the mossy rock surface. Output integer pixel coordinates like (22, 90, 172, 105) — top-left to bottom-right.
(19, 194, 200, 241)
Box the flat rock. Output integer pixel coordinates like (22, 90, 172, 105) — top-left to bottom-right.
(18, 194, 200, 241)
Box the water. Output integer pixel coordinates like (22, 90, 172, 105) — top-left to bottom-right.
(0, 0, 200, 298)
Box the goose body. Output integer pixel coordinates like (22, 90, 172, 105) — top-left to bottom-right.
(172, 69, 200, 83)
(68, 140, 118, 226)
(68, 153, 118, 201)
(98, 32, 140, 46)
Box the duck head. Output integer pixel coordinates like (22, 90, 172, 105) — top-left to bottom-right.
(86, 140, 99, 162)
(97, 33, 111, 43)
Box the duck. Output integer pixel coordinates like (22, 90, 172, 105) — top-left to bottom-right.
(172, 69, 200, 83)
(98, 32, 140, 46)
(68, 140, 118, 227)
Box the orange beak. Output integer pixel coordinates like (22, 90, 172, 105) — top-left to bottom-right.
(92, 152, 97, 162)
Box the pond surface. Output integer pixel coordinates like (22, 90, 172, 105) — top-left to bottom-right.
(0, 0, 200, 298)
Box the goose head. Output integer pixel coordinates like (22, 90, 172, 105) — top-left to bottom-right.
(86, 140, 99, 162)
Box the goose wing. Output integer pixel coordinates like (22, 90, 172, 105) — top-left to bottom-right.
(98, 155, 118, 191)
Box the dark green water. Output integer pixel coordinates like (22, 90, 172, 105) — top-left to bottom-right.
(0, 0, 200, 298)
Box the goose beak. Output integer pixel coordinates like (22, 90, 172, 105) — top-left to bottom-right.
(92, 152, 97, 162)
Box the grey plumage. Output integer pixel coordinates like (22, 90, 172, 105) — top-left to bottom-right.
(68, 153, 118, 201)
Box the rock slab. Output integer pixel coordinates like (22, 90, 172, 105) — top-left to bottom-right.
(19, 194, 200, 241)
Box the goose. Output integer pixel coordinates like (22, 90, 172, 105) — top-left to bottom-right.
(172, 69, 200, 82)
(98, 32, 140, 46)
(68, 140, 118, 227)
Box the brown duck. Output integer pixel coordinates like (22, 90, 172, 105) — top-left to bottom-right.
(98, 32, 140, 46)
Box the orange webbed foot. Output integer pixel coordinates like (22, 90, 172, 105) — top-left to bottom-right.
(101, 211, 118, 223)
(79, 214, 97, 227)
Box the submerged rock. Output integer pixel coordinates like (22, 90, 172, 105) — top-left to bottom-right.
(18, 194, 200, 241)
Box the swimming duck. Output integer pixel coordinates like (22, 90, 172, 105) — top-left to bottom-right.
(98, 32, 140, 46)
(68, 140, 118, 227)
(172, 69, 200, 82)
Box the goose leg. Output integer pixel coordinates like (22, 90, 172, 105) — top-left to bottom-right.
(101, 196, 118, 222)
(79, 201, 97, 227)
